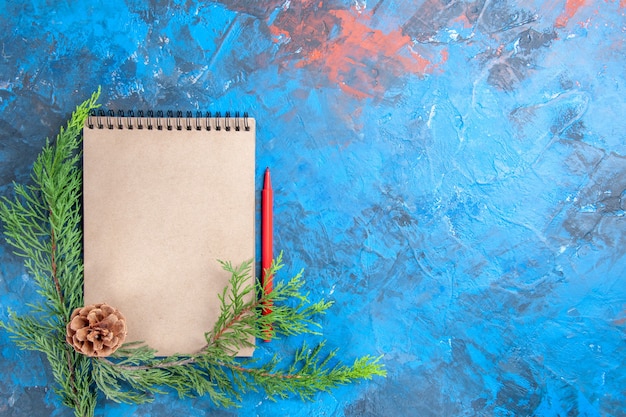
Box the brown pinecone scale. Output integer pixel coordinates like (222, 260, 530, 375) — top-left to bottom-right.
(66, 303, 127, 357)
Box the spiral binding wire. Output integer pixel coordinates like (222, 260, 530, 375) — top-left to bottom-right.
(87, 109, 250, 131)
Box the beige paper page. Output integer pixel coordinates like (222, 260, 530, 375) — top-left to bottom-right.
(83, 116, 255, 356)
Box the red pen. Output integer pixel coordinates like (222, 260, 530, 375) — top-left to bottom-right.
(261, 167, 273, 341)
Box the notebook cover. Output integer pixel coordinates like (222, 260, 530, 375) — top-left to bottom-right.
(83, 116, 256, 356)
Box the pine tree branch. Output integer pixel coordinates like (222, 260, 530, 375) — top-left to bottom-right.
(94, 256, 385, 406)
(0, 88, 101, 417)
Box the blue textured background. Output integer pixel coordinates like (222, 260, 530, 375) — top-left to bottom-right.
(1, 1, 625, 416)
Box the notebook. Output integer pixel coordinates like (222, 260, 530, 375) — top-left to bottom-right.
(82, 111, 255, 356)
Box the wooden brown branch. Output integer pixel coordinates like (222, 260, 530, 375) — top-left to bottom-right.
(50, 211, 80, 409)
(49, 220, 64, 306)
(97, 356, 302, 380)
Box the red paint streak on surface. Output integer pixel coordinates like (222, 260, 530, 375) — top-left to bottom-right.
(269, 6, 446, 99)
(621, 0, 626, 8)
(556, 0, 587, 27)
(452, 13, 474, 28)
(269, 24, 290, 41)
(319, 10, 432, 98)
(437, 48, 450, 72)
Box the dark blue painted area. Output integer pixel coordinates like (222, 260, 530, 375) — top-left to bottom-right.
(1, 1, 625, 416)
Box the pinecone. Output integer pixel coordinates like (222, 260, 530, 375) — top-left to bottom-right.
(66, 303, 127, 357)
